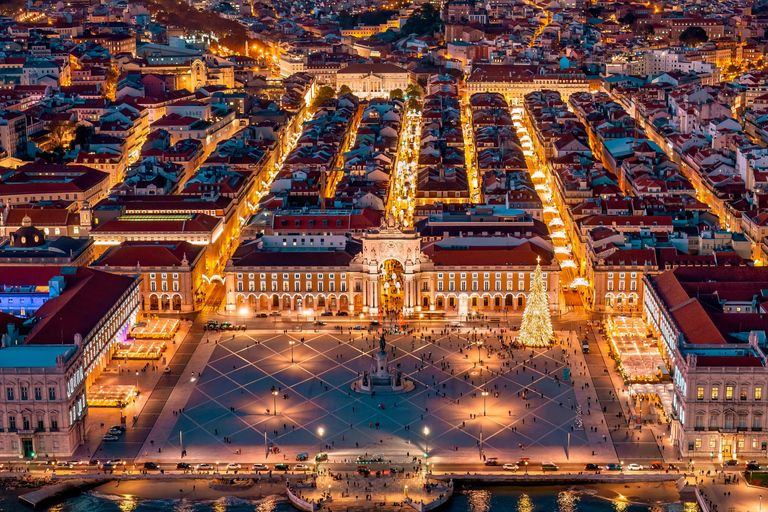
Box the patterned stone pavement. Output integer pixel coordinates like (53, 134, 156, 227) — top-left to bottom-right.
(154, 328, 602, 465)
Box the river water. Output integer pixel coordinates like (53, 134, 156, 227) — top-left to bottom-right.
(0, 486, 697, 512)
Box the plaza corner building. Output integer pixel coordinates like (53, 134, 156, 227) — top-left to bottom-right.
(224, 220, 561, 319)
(0, 267, 140, 458)
(643, 266, 768, 461)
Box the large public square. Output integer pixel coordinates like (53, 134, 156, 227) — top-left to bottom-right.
(67, 313, 628, 469)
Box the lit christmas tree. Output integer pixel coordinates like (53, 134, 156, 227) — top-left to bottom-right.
(518, 257, 554, 348)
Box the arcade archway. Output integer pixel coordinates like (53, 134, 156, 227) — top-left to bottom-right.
(379, 259, 404, 314)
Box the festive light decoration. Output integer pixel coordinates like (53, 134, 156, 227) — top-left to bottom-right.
(562, 260, 577, 268)
(518, 258, 554, 348)
(548, 217, 564, 227)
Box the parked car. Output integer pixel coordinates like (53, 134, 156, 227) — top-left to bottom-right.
(502, 464, 518, 471)
(269, 311, 281, 316)
(353, 325, 363, 330)
(256, 313, 268, 318)
(724, 459, 739, 466)
(110, 425, 125, 432)
(102, 462, 116, 470)
(108, 458, 124, 465)
(314, 321, 326, 326)
(226, 463, 241, 470)
(108, 428, 122, 436)
(251, 463, 268, 471)
(321, 312, 334, 317)
(55, 461, 73, 468)
(195, 463, 213, 472)
(144, 462, 158, 470)
(584, 463, 600, 470)
(336, 311, 348, 316)
(176, 463, 191, 470)
(747, 461, 761, 470)
(484, 458, 499, 466)
(274, 463, 289, 471)
(88, 459, 100, 466)
(605, 463, 622, 471)
(650, 463, 664, 470)
(294, 464, 309, 471)
(370, 321, 380, 326)
(102, 435, 118, 441)
(627, 463, 644, 471)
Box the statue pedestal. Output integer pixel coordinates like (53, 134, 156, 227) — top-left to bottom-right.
(352, 350, 414, 395)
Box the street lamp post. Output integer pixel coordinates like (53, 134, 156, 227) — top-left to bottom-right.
(477, 340, 483, 366)
(482, 390, 489, 416)
(424, 427, 429, 458)
(272, 390, 278, 416)
(289, 340, 295, 363)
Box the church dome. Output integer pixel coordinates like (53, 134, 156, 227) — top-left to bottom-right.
(10, 215, 46, 248)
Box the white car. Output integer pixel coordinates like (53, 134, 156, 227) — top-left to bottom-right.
(195, 463, 213, 471)
(226, 463, 241, 470)
(627, 463, 644, 471)
(502, 464, 518, 471)
(102, 435, 118, 441)
(294, 464, 309, 471)
(251, 463, 268, 471)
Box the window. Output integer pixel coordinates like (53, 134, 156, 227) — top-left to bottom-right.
(34, 387, 41, 401)
(757, 387, 763, 401)
(437, 282, 443, 291)
(8, 416, 16, 430)
(150, 281, 156, 292)
(607, 281, 614, 291)
(48, 387, 55, 400)
(173, 282, 179, 292)
(695, 438, 702, 448)
(294, 281, 301, 292)
(697, 387, 704, 400)
(6, 388, 13, 400)
(472, 281, 478, 291)
(162, 273, 167, 279)
(726, 386, 733, 400)
(20, 387, 27, 400)
(161, 282, 168, 292)
(630, 281, 637, 291)
(50, 418, 58, 430)
(711, 387, 719, 400)
(741, 387, 748, 401)
(754, 417, 762, 430)
(460, 281, 466, 291)
(518, 281, 524, 291)
(506, 281, 513, 290)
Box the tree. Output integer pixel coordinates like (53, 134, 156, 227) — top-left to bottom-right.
(401, 3, 442, 35)
(390, 88, 404, 100)
(517, 259, 554, 348)
(407, 97, 421, 112)
(73, 125, 94, 150)
(338, 85, 353, 97)
(679, 26, 708, 47)
(311, 86, 335, 109)
(640, 24, 655, 37)
(618, 12, 636, 26)
(444, 68, 464, 79)
(406, 84, 421, 99)
(49, 121, 75, 151)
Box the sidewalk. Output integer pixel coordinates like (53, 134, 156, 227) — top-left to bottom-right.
(136, 332, 220, 461)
